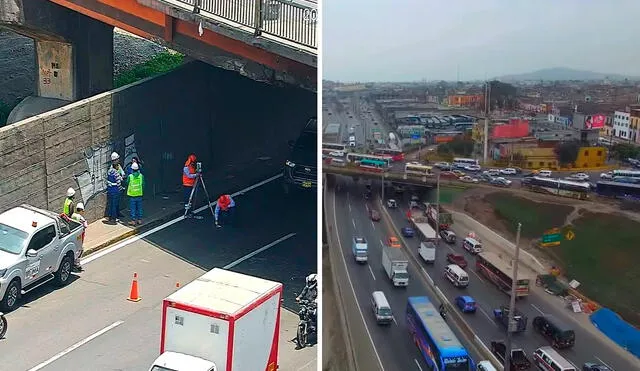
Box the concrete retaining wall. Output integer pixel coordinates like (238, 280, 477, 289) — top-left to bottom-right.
(0, 61, 315, 222)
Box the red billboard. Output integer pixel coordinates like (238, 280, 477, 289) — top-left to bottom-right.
(585, 114, 606, 129)
(492, 120, 530, 139)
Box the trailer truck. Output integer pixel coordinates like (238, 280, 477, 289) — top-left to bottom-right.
(381, 244, 409, 286)
(149, 268, 283, 371)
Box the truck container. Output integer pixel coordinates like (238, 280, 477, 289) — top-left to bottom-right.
(409, 209, 438, 240)
(424, 203, 453, 230)
(381, 245, 409, 286)
(155, 268, 283, 371)
(352, 237, 368, 263)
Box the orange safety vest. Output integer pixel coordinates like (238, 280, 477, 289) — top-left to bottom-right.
(182, 158, 197, 187)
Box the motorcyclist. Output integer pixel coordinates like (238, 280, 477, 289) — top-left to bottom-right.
(296, 273, 317, 303)
(439, 303, 447, 319)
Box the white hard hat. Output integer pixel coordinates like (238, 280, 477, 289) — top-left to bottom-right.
(76, 202, 84, 211)
(306, 273, 317, 284)
(67, 187, 76, 197)
(111, 152, 120, 161)
(131, 162, 139, 170)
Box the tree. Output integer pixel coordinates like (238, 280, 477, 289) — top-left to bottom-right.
(554, 141, 580, 165)
(437, 137, 474, 157)
(611, 143, 640, 161)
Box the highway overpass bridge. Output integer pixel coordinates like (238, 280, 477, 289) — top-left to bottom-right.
(0, 0, 316, 109)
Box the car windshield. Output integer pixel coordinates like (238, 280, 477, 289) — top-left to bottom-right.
(0, 223, 28, 255)
(378, 308, 392, 316)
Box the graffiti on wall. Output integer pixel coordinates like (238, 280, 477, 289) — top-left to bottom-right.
(74, 134, 138, 206)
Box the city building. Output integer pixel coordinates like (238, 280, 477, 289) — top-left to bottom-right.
(447, 94, 483, 107)
(513, 146, 607, 170)
(630, 108, 640, 144)
(613, 110, 631, 140)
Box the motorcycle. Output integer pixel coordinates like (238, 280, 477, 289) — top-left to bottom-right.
(296, 299, 316, 348)
(439, 305, 447, 321)
(0, 312, 7, 339)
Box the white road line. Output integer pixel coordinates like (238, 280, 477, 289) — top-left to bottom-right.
(414, 359, 423, 371)
(594, 356, 612, 369)
(332, 190, 385, 371)
(392, 316, 398, 325)
(531, 303, 545, 315)
(81, 173, 283, 265)
(348, 202, 352, 212)
(368, 265, 376, 280)
(27, 321, 124, 371)
(352, 218, 356, 228)
(223, 233, 297, 269)
(477, 306, 496, 325)
(470, 269, 487, 284)
(371, 221, 375, 230)
(379, 239, 384, 247)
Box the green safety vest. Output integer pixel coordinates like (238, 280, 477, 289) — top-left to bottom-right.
(127, 173, 144, 197)
(63, 198, 74, 216)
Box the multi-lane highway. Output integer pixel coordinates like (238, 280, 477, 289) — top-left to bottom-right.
(324, 95, 390, 148)
(328, 175, 486, 371)
(0, 178, 317, 370)
(383, 188, 640, 371)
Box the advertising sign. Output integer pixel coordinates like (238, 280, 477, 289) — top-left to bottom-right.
(585, 114, 606, 129)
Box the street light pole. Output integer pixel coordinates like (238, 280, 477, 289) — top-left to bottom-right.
(504, 222, 522, 371)
(435, 173, 441, 245)
(381, 170, 385, 202)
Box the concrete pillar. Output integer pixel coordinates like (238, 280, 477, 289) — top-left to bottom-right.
(72, 14, 113, 99)
(35, 40, 74, 100)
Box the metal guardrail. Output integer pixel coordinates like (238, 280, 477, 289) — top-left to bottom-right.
(180, 0, 317, 49)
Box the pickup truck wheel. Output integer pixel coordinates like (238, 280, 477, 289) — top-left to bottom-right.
(54, 255, 73, 287)
(0, 279, 21, 312)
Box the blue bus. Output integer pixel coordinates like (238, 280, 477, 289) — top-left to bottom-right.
(407, 296, 472, 371)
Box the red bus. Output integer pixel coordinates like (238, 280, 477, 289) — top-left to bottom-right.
(373, 148, 405, 162)
(476, 251, 530, 298)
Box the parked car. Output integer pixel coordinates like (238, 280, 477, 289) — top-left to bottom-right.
(446, 253, 468, 269)
(464, 164, 481, 172)
(459, 176, 479, 183)
(440, 230, 456, 244)
(500, 168, 517, 175)
(455, 295, 477, 313)
(369, 209, 381, 221)
(401, 227, 415, 237)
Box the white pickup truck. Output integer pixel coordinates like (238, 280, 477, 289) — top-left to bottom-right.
(0, 204, 84, 311)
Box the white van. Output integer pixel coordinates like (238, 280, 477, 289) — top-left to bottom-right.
(462, 237, 483, 254)
(444, 264, 469, 288)
(538, 169, 552, 177)
(476, 361, 497, 371)
(532, 346, 577, 371)
(371, 291, 393, 325)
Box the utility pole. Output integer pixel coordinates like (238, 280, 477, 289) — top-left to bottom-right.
(483, 81, 490, 164)
(503, 222, 522, 371)
(435, 173, 441, 245)
(381, 170, 385, 202)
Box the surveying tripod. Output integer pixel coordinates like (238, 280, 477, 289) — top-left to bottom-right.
(184, 167, 215, 220)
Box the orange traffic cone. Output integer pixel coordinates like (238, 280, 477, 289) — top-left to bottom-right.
(127, 272, 141, 302)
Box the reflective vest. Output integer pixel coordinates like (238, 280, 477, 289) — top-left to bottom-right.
(182, 161, 196, 187)
(127, 173, 144, 197)
(63, 198, 74, 217)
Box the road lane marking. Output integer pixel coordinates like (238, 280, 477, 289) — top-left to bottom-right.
(352, 218, 356, 228)
(392, 316, 398, 325)
(27, 320, 124, 371)
(531, 303, 545, 315)
(368, 265, 376, 281)
(371, 221, 375, 229)
(82, 173, 283, 265)
(470, 269, 487, 284)
(379, 239, 384, 247)
(595, 356, 612, 369)
(223, 233, 297, 269)
(349, 202, 352, 212)
(477, 306, 496, 326)
(332, 189, 385, 370)
(414, 359, 423, 371)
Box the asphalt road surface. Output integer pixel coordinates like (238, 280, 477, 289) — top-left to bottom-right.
(383, 189, 640, 371)
(324, 95, 388, 149)
(330, 176, 485, 371)
(0, 178, 317, 371)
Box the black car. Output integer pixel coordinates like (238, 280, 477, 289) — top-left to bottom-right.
(583, 363, 613, 371)
(283, 117, 317, 193)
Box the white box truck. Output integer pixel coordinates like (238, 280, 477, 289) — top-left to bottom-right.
(150, 268, 283, 371)
(381, 245, 409, 286)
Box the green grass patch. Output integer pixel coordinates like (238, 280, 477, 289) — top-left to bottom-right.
(550, 212, 640, 326)
(484, 192, 572, 239)
(114, 52, 185, 88)
(430, 186, 466, 204)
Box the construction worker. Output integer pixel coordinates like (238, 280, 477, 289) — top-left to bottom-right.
(62, 187, 76, 218)
(106, 152, 125, 223)
(71, 203, 88, 271)
(214, 194, 235, 227)
(126, 162, 144, 226)
(182, 154, 198, 217)
(125, 156, 143, 177)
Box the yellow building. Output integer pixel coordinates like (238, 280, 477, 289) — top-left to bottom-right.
(516, 146, 608, 170)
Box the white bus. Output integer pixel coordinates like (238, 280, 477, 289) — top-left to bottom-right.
(404, 163, 433, 177)
(453, 157, 479, 168)
(612, 169, 640, 178)
(323, 143, 347, 152)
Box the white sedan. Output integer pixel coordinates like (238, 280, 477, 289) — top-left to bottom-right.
(569, 172, 590, 181)
(499, 168, 517, 175)
(459, 176, 479, 183)
(600, 172, 613, 180)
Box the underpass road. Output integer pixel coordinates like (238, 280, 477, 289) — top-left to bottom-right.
(0, 180, 317, 371)
(332, 176, 484, 371)
(384, 190, 640, 371)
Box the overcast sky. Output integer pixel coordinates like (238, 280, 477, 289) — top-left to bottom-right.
(322, 0, 640, 82)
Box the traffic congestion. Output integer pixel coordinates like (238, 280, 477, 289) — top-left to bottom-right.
(326, 174, 638, 371)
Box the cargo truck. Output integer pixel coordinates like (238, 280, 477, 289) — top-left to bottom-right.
(381, 244, 409, 286)
(150, 268, 283, 371)
(352, 237, 368, 263)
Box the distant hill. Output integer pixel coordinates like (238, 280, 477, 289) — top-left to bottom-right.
(495, 67, 638, 82)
